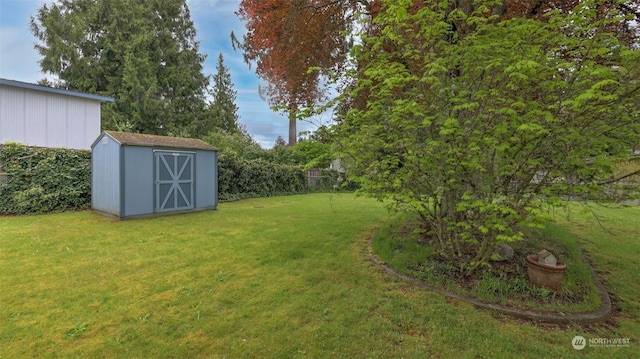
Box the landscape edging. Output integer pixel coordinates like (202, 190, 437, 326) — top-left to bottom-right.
(368, 237, 612, 324)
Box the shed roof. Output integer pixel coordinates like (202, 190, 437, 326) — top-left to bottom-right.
(0, 78, 114, 102)
(102, 131, 217, 151)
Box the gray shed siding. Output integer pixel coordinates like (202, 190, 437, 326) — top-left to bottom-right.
(195, 151, 218, 208)
(122, 146, 154, 217)
(91, 134, 121, 216)
(91, 131, 218, 219)
(0, 79, 112, 150)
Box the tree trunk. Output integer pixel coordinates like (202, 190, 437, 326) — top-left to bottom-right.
(288, 109, 297, 146)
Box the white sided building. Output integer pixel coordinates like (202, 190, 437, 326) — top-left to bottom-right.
(0, 78, 114, 150)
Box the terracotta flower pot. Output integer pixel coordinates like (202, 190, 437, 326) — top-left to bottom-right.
(526, 254, 567, 291)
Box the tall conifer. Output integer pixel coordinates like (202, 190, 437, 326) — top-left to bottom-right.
(31, 0, 210, 137)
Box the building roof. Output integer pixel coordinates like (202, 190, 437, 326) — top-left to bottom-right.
(0, 78, 114, 102)
(101, 131, 218, 151)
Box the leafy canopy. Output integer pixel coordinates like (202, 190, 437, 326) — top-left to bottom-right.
(337, 0, 640, 275)
(235, 0, 364, 144)
(236, 1, 639, 146)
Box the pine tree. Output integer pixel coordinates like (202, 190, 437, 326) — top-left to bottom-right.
(206, 53, 241, 135)
(30, 0, 210, 137)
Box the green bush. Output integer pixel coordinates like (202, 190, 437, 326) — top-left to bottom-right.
(217, 153, 308, 202)
(0, 143, 92, 214)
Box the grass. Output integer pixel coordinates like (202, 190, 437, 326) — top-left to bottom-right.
(553, 203, 640, 327)
(0, 193, 638, 358)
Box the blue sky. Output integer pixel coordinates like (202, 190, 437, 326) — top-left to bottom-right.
(0, 0, 322, 148)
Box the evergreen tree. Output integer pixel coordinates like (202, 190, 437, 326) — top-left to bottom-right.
(207, 53, 241, 135)
(30, 0, 211, 137)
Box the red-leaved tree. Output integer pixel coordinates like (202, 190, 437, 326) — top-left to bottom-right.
(236, 0, 638, 145)
(235, 0, 370, 145)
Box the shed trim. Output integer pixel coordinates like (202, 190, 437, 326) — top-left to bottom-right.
(119, 144, 126, 217)
(153, 149, 197, 155)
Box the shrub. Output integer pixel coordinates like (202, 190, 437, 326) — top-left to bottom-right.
(0, 143, 91, 214)
(217, 153, 308, 202)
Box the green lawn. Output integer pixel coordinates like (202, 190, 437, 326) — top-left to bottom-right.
(0, 193, 637, 358)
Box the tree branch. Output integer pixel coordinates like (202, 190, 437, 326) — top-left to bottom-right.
(597, 167, 640, 186)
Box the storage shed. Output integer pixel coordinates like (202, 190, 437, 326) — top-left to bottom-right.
(91, 131, 218, 219)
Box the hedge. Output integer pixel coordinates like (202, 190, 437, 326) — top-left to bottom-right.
(0, 143, 310, 214)
(0, 143, 92, 214)
(217, 153, 308, 202)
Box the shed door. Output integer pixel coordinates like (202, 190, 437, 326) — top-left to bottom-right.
(155, 151, 194, 212)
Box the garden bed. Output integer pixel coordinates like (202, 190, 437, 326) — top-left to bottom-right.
(370, 215, 609, 320)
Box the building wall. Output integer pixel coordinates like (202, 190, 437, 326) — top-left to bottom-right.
(0, 84, 101, 150)
(91, 133, 121, 216)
